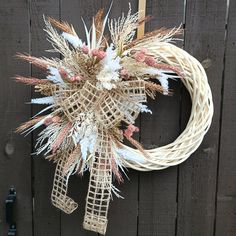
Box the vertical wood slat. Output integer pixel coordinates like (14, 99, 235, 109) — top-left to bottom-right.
(30, 0, 61, 235)
(137, 0, 147, 38)
(215, 0, 236, 235)
(0, 0, 32, 235)
(138, 1, 184, 235)
(177, 0, 227, 235)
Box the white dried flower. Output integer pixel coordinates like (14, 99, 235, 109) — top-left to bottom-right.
(96, 44, 121, 90)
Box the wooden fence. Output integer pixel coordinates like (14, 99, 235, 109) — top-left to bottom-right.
(0, 0, 235, 235)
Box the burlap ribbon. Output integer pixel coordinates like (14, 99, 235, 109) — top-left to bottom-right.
(83, 129, 112, 234)
(50, 79, 147, 234)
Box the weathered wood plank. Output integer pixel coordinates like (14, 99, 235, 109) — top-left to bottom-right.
(176, 0, 227, 235)
(215, 0, 236, 235)
(30, 1, 61, 235)
(138, 1, 184, 235)
(0, 1, 32, 235)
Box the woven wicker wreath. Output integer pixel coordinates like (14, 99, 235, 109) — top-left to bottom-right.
(15, 6, 213, 235)
(122, 43, 214, 171)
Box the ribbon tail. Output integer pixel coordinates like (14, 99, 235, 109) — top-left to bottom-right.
(51, 147, 78, 214)
(83, 129, 112, 235)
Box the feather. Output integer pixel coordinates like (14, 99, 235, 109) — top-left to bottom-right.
(157, 76, 169, 95)
(138, 104, 152, 114)
(30, 96, 54, 105)
(61, 32, 82, 48)
(47, 67, 65, 84)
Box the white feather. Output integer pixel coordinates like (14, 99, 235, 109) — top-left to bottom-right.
(30, 96, 54, 105)
(61, 32, 83, 48)
(47, 67, 64, 84)
(157, 76, 169, 95)
(80, 137, 90, 160)
(138, 104, 152, 114)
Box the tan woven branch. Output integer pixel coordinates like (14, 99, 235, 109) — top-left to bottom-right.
(121, 42, 213, 171)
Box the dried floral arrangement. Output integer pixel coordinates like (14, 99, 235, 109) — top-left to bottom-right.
(16, 4, 213, 235)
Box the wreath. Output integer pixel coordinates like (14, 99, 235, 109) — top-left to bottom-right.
(15, 5, 213, 235)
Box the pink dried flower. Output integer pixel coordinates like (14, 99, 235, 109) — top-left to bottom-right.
(70, 76, 77, 82)
(91, 49, 99, 57)
(144, 56, 156, 67)
(59, 68, 68, 78)
(91, 49, 106, 60)
(82, 45, 89, 54)
(70, 75, 83, 82)
(120, 68, 129, 76)
(124, 124, 139, 138)
(52, 116, 61, 123)
(96, 50, 106, 60)
(140, 48, 148, 54)
(44, 117, 53, 126)
(134, 51, 146, 62)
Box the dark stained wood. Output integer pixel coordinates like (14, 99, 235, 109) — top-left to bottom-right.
(215, 1, 236, 235)
(176, 0, 227, 235)
(1, 0, 236, 236)
(138, 0, 183, 235)
(30, 1, 61, 235)
(0, 0, 32, 235)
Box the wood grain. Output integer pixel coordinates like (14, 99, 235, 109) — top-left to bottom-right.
(30, 0, 61, 235)
(138, 0, 183, 235)
(215, 0, 236, 235)
(0, 0, 32, 235)
(177, 0, 227, 235)
(0, 1, 235, 236)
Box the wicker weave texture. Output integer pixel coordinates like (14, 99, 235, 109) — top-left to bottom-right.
(121, 43, 213, 171)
